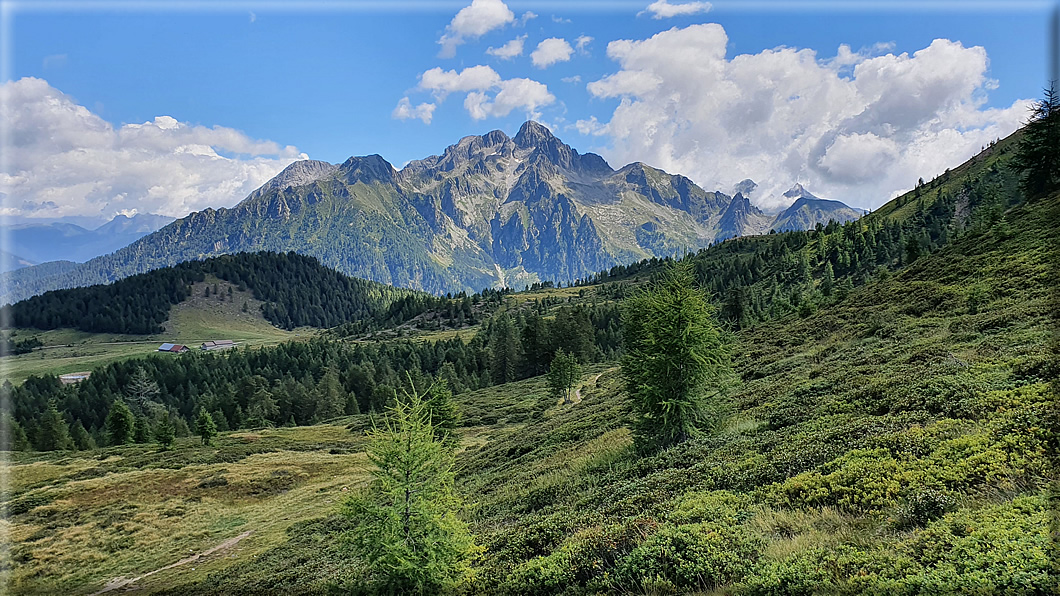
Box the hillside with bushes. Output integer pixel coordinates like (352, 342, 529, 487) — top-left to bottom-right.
(3, 116, 1057, 594)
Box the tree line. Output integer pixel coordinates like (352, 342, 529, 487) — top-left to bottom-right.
(2, 251, 432, 334)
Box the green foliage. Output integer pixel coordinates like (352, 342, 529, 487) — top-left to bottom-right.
(69, 420, 96, 451)
(489, 313, 520, 385)
(1011, 85, 1060, 198)
(34, 401, 71, 451)
(2, 251, 433, 334)
(196, 407, 217, 446)
(314, 367, 346, 422)
(547, 350, 581, 405)
(133, 416, 152, 444)
(424, 379, 460, 447)
(342, 386, 478, 594)
(622, 261, 730, 450)
(2, 413, 30, 451)
(125, 366, 161, 414)
(155, 411, 175, 450)
(105, 399, 135, 446)
(614, 522, 762, 592)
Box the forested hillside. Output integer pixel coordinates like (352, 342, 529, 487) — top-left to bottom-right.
(2, 252, 436, 334)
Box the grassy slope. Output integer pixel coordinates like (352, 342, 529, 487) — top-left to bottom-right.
(4, 190, 1055, 593)
(151, 192, 1055, 593)
(2, 276, 305, 385)
(3, 425, 369, 595)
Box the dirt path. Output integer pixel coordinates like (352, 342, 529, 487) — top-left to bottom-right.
(572, 373, 605, 403)
(91, 530, 253, 595)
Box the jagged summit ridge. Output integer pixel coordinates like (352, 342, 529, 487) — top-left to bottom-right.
(4, 121, 865, 301)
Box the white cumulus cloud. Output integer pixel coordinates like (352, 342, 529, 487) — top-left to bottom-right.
(575, 35, 594, 53)
(585, 24, 1030, 210)
(392, 97, 437, 124)
(418, 65, 503, 98)
(438, 0, 515, 58)
(531, 38, 574, 68)
(487, 35, 526, 59)
(642, 0, 712, 19)
(0, 77, 307, 220)
(402, 65, 555, 122)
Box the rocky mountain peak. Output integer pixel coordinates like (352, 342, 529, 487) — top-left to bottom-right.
(340, 154, 396, 184)
(514, 121, 556, 148)
(732, 179, 757, 198)
(247, 159, 338, 200)
(783, 182, 819, 201)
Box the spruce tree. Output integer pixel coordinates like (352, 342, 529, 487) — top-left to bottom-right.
(547, 349, 581, 405)
(2, 413, 30, 451)
(133, 416, 152, 443)
(489, 314, 520, 384)
(105, 399, 135, 446)
(424, 379, 460, 447)
(70, 420, 96, 451)
(36, 401, 72, 451)
(125, 366, 160, 414)
(342, 385, 477, 593)
(1012, 84, 1060, 198)
(821, 262, 835, 297)
(315, 367, 346, 421)
(621, 262, 731, 451)
(196, 407, 218, 445)
(155, 411, 175, 450)
(211, 410, 230, 432)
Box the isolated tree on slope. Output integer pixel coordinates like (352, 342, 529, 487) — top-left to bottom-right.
(621, 261, 731, 451)
(105, 399, 135, 446)
(342, 384, 477, 593)
(36, 401, 72, 451)
(1012, 83, 1060, 198)
(196, 407, 217, 446)
(548, 349, 581, 405)
(155, 411, 175, 451)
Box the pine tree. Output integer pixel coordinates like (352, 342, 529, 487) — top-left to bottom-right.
(35, 401, 72, 451)
(1012, 84, 1060, 198)
(70, 420, 96, 451)
(547, 349, 581, 405)
(211, 410, 230, 432)
(105, 399, 135, 446)
(315, 367, 346, 421)
(125, 366, 160, 414)
(424, 379, 460, 446)
(2, 413, 30, 451)
(821, 262, 835, 297)
(196, 407, 218, 445)
(155, 411, 175, 450)
(489, 314, 520, 384)
(621, 262, 731, 451)
(342, 385, 477, 593)
(242, 375, 278, 428)
(133, 416, 152, 443)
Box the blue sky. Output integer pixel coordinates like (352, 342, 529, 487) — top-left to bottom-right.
(1, 0, 1055, 220)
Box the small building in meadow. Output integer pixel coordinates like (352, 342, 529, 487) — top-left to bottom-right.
(59, 372, 91, 384)
(158, 343, 190, 353)
(200, 340, 236, 351)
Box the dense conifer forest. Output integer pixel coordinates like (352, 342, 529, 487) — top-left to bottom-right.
(2, 252, 436, 333)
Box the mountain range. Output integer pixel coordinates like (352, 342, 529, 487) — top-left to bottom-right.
(1, 122, 861, 302)
(1, 213, 175, 271)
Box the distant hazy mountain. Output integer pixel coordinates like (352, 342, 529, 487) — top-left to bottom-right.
(0, 250, 35, 273)
(770, 184, 865, 232)
(2, 122, 862, 302)
(4, 213, 175, 265)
